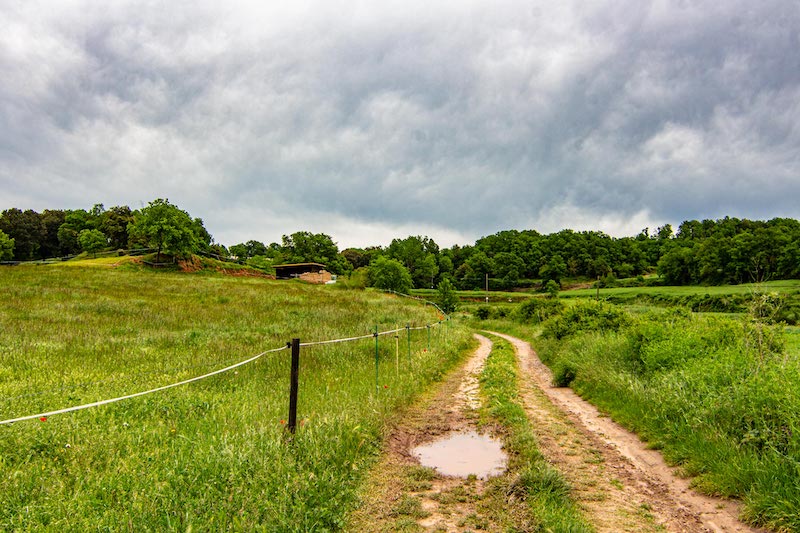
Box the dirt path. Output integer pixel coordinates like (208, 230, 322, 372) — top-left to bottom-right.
(349, 334, 516, 532)
(489, 331, 767, 533)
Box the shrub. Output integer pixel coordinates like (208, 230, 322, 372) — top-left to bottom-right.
(542, 300, 630, 340)
(475, 306, 491, 320)
(515, 297, 564, 324)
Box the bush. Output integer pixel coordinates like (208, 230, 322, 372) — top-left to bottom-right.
(475, 306, 491, 320)
(542, 300, 630, 340)
(515, 297, 564, 324)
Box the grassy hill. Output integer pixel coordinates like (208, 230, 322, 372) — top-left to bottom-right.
(0, 265, 470, 530)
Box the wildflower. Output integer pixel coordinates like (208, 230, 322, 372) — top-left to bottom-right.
(383, 385, 389, 389)
(39, 417, 47, 422)
(280, 419, 286, 425)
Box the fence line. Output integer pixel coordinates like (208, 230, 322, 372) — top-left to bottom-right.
(0, 346, 285, 426)
(1, 291, 448, 426)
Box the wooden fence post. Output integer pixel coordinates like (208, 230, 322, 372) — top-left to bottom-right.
(287, 338, 300, 434)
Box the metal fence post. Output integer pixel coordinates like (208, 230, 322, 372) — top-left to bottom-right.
(374, 326, 380, 395)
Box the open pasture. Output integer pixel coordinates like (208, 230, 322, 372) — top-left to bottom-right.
(0, 266, 471, 530)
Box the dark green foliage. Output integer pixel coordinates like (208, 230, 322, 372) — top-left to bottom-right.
(387, 235, 439, 288)
(436, 278, 458, 314)
(367, 256, 413, 294)
(281, 231, 349, 275)
(541, 300, 629, 339)
(514, 297, 564, 324)
(127, 199, 202, 261)
(475, 306, 491, 320)
(544, 279, 559, 297)
(551, 359, 578, 387)
(0, 208, 45, 260)
(99, 206, 134, 249)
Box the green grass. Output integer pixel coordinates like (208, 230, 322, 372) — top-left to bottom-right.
(479, 336, 592, 532)
(504, 308, 800, 532)
(0, 265, 471, 531)
(562, 279, 800, 299)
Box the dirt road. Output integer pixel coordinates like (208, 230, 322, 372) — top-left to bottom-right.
(490, 331, 766, 533)
(348, 333, 766, 532)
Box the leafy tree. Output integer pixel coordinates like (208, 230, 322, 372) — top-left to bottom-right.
(460, 251, 494, 288)
(367, 256, 413, 294)
(78, 229, 107, 258)
(493, 252, 525, 284)
(281, 231, 349, 274)
(229, 243, 249, 260)
(127, 199, 200, 262)
(58, 209, 97, 255)
(100, 206, 134, 249)
(0, 208, 45, 260)
(657, 245, 697, 284)
(0, 229, 14, 260)
(192, 218, 213, 253)
(539, 254, 567, 285)
(545, 280, 559, 298)
(387, 235, 440, 288)
(40, 209, 66, 257)
(437, 278, 458, 314)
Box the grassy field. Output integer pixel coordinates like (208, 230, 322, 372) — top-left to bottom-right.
(0, 265, 471, 531)
(475, 302, 800, 532)
(562, 279, 800, 299)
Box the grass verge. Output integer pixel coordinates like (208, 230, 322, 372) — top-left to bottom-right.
(480, 336, 593, 532)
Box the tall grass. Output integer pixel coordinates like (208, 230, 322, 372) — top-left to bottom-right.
(530, 303, 799, 532)
(0, 266, 471, 530)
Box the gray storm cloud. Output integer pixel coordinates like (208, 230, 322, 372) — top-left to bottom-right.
(1, 0, 798, 248)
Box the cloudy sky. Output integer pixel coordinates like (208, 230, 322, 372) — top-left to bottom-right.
(1, 1, 799, 249)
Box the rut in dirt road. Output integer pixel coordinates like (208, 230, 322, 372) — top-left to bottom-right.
(489, 331, 767, 533)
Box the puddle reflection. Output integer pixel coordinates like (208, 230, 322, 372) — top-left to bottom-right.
(412, 430, 507, 479)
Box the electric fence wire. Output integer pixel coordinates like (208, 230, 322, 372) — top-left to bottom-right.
(0, 350, 268, 404)
(1, 291, 448, 425)
(0, 345, 288, 426)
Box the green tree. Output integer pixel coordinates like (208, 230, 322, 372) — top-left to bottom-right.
(127, 199, 200, 262)
(545, 279, 559, 298)
(100, 206, 134, 249)
(493, 252, 525, 284)
(0, 208, 46, 260)
(281, 231, 349, 274)
(78, 229, 107, 258)
(57, 209, 97, 255)
(387, 235, 440, 288)
(539, 254, 567, 285)
(0, 229, 14, 261)
(40, 209, 66, 257)
(367, 256, 413, 294)
(436, 277, 458, 314)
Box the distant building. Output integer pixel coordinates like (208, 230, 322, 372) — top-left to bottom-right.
(273, 263, 333, 284)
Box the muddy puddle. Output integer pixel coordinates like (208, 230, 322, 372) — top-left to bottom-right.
(412, 430, 507, 479)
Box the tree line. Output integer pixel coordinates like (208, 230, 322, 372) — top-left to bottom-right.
(2, 201, 798, 288)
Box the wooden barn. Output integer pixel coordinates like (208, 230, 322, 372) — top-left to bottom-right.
(273, 263, 333, 284)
